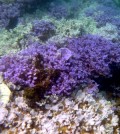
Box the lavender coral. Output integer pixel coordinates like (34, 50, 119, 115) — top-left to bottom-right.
(48, 3, 69, 19)
(31, 20, 56, 41)
(0, 35, 120, 96)
(47, 35, 120, 95)
(0, 43, 58, 89)
(85, 5, 120, 28)
(0, 3, 20, 29)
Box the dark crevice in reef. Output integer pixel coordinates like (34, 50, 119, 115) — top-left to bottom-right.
(6, 17, 18, 30)
(93, 62, 120, 97)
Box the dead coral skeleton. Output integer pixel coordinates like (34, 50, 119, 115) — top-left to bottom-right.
(0, 86, 119, 134)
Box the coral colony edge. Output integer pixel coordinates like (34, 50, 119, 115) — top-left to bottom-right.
(0, 0, 120, 134)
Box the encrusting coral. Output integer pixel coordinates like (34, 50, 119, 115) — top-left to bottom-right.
(0, 86, 119, 134)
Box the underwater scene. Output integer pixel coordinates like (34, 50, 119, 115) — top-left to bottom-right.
(0, 0, 120, 133)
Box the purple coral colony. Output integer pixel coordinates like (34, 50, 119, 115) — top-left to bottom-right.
(0, 0, 120, 133)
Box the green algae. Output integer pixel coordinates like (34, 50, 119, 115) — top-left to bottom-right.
(0, 23, 32, 56)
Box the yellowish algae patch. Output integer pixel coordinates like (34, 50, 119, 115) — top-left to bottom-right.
(0, 83, 11, 106)
(40, 12, 98, 37)
(0, 74, 11, 106)
(0, 23, 32, 56)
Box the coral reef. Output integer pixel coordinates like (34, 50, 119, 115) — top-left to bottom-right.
(0, 35, 120, 96)
(92, 23, 119, 41)
(20, 12, 97, 39)
(0, 3, 20, 29)
(31, 20, 56, 41)
(48, 2, 70, 19)
(0, 43, 59, 90)
(0, 23, 32, 56)
(0, 0, 120, 133)
(47, 0, 82, 19)
(85, 4, 120, 29)
(0, 87, 119, 134)
(93, 62, 120, 97)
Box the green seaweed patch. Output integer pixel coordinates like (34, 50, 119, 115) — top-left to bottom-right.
(0, 23, 32, 56)
(51, 17, 97, 39)
(92, 23, 119, 40)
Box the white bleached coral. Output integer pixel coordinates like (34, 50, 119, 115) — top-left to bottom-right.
(0, 74, 11, 107)
(0, 86, 119, 134)
(0, 83, 11, 106)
